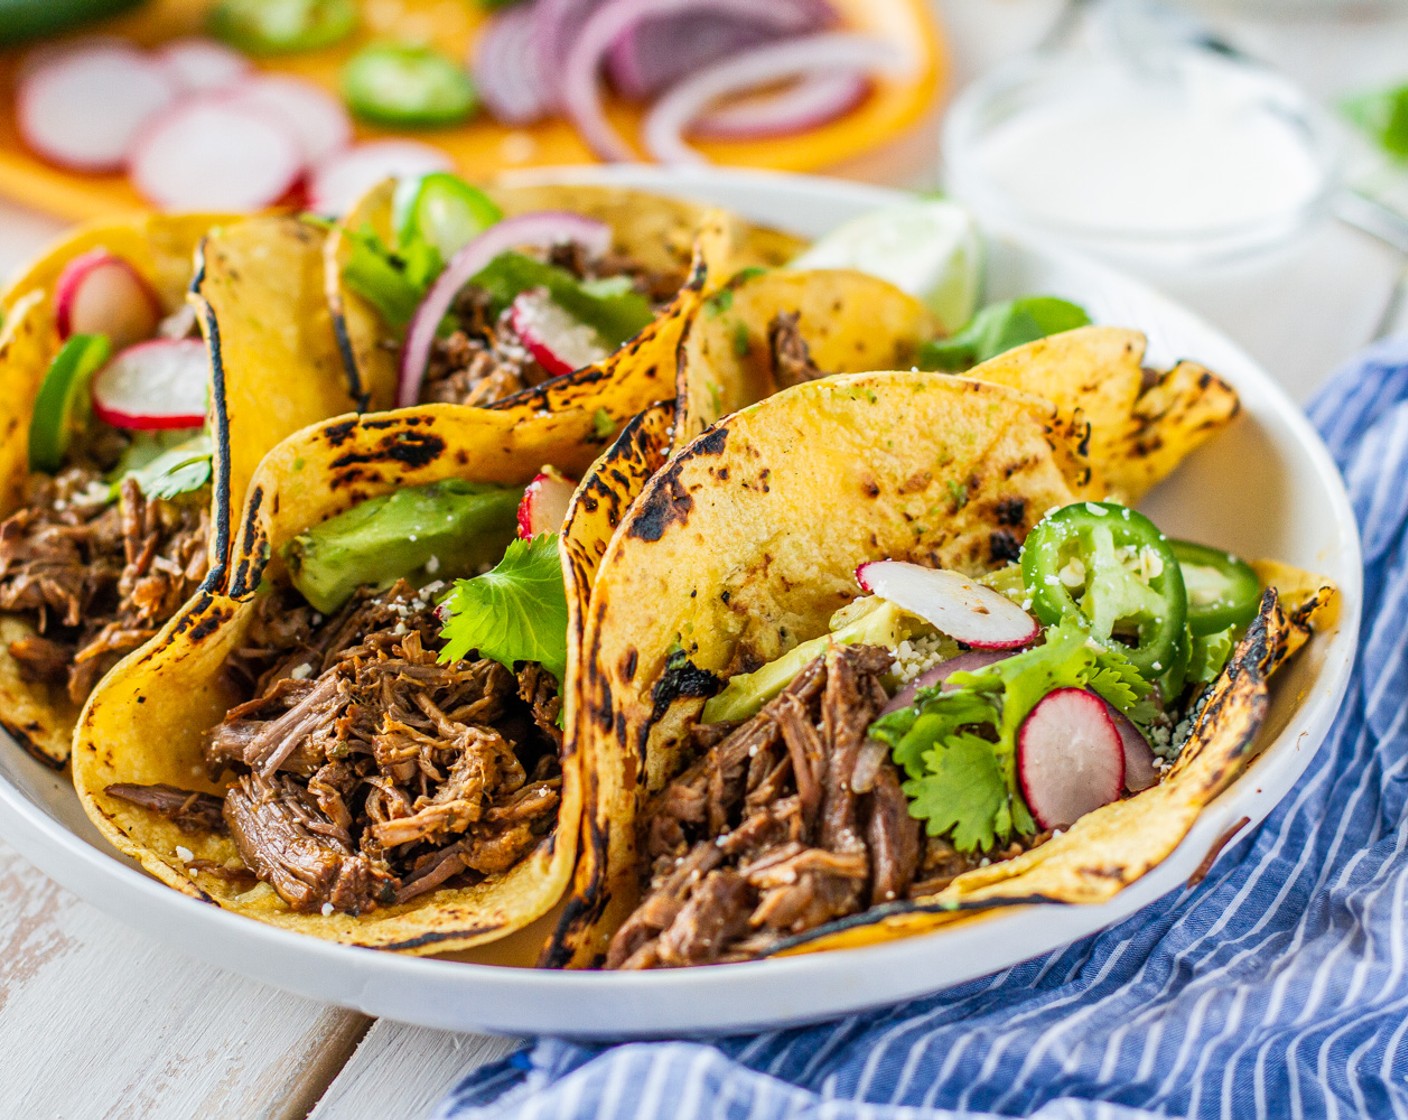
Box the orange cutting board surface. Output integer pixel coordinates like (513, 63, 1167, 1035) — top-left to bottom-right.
(0, 0, 946, 221)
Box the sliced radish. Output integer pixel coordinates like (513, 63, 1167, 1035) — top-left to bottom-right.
(1105, 703, 1160, 792)
(397, 211, 612, 407)
(18, 44, 178, 172)
(223, 74, 352, 165)
(306, 141, 454, 217)
(508, 288, 610, 378)
(155, 38, 251, 93)
(1017, 688, 1125, 831)
(91, 339, 209, 430)
(855, 561, 1038, 650)
(130, 98, 303, 212)
(54, 249, 161, 348)
(517, 468, 579, 539)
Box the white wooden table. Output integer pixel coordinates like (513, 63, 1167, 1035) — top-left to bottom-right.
(1, 3, 1405, 1116)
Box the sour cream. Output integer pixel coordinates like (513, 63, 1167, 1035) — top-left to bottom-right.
(945, 48, 1336, 259)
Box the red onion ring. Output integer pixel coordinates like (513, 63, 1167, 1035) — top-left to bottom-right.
(603, 0, 833, 101)
(643, 33, 906, 165)
(853, 650, 1016, 794)
(561, 0, 829, 161)
(473, 3, 551, 126)
(693, 71, 870, 139)
(397, 211, 612, 408)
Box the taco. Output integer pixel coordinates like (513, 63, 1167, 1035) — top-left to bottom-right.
(0, 213, 362, 766)
(547, 358, 1333, 968)
(72, 402, 628, 951)
(327, 176, 803, 433)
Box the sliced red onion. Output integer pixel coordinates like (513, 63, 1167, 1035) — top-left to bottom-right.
(693, 71, 870, 139)
(397, 212, 613, 408)
(562, 0, 813, 161)
(855, 650, 1015, 795)
(473, 2, 553, 126)
(606, 14, 781, 101)
(643, 33, 904, 165)
(533, 0, 605, 112)
(878, 650, 1016, 722)
(1105, 703, 1160, 792)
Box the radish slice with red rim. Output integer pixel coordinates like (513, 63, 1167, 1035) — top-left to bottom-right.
(223, 75, 352, 165)
(155, 38, 251, 93)
(18, 44, 177, 172)
(130, 97, 302, 212)
(306, 140, 453, 216)
(91, 339, 209, 431)
(397, 212, 612, 408)
(517, 468, 579, 539)
(54, 249, 161, 349)
(1017, 687, 1125, 831)
(509, 289, 610, 378)
(643, 33, 903, 164)
(855, 561, 1039, 650)
(1105, 703, 1160, 792)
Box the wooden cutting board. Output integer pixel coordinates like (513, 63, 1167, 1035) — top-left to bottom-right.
(0, 0, 946, 220)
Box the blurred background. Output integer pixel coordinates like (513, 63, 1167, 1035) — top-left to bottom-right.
(0, 0, 1405, 393)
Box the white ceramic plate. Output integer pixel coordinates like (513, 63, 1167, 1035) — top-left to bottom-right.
(0, 166, 1361, 1039)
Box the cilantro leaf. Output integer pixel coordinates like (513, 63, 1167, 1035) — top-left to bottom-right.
(904, 734, 1010, 852)
(867, 616, 1149, 852)
(919, 296, 1091, 372)
(438, 534, 568, 683)
(92, 432, 213, 504)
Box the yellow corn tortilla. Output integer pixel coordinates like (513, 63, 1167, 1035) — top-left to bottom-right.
(0, 215, 365, 767)
(327, 178, 805, 419)
(545, 370, 1093, 966)
(963, 326, 1242, 502)
(546, 358, 1331, 966)
(73, 403, 612, 952)
(672, 267, 939, 448)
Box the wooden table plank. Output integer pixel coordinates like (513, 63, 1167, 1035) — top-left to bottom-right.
(0, 837, 368, 1120)
(309, 1022, 522, 1120)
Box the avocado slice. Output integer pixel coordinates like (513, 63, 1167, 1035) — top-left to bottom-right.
(286, 479, 521, 614)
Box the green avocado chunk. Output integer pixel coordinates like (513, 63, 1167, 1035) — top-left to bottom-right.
(286, 479, 521, 614)
(701, 599, 913, 725)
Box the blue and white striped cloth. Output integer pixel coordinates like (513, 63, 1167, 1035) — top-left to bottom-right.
(438, 338, 1408, 1120)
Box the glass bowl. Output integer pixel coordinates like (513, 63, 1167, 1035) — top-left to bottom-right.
(941, 43, 1345, 267)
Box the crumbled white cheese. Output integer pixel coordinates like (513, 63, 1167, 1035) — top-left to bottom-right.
(892, 634, 950, 683)
(290, 663, 313, 680)
(425, 555, 441, 575)
(321, 902, 334, 917)
(175, 845, 194, 863)
(979, 857, 992, 867)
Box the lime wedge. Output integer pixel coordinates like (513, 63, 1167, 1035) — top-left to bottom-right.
(791, 198, 985, 333)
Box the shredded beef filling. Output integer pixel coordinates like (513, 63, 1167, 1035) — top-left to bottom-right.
(0, 469, 210, 704)
(108, 581, 561, 915)
(767, 311, 827, 388)
(420, 240, 683, 407)
(608, 645, 922, 969)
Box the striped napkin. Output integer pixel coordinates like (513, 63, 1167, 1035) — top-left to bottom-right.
(438, 337, 1407, 1120)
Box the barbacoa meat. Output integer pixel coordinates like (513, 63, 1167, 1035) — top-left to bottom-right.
(420, 240, 683, 407)
(109, 581, 561, 916)
(0, 469, 210, 705)
(767, 311, 826, 388)
(607, 644, 923, 969)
